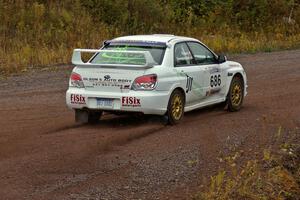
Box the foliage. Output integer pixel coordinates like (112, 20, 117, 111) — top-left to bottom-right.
(0, 0, 300, 75)
(194, 128, 300, 200)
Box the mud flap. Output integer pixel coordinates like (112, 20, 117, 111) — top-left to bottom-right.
(75, 109, 89, 123)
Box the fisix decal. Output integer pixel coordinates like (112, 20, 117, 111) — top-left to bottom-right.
(122, 97, 141, 107)
(70, 94, 86, 105)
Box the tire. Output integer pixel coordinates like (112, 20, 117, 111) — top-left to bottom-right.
(227, 76, 244, 112)
(166, 90, 185, 125)
(75, 109, 102, 124)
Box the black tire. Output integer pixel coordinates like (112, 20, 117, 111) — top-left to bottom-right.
(166, 90, 185, 125)
(227, 76, 244, 112)
(75, 109, 102, 124)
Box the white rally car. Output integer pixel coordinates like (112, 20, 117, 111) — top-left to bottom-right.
(66, 34, 247, 124)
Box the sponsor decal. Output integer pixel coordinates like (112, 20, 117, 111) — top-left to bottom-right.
(104, 75, 111, 81)
(122, 97, 141, 107)
(109, 40, 167, 47)
(70, 94, 86, 105)
(185, 74, 193, 93)
(210, 67, 220, 74)
(229, 64, 240, 68)
(206, 88, 221, 96)
(120, 85, 130, 89)
(82, 76, 132, 88)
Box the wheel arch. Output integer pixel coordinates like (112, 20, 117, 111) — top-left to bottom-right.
(233, 72, 244, 86)
(171, 87, 186, 104)
(225, 72, 246, 98)
(166, 87, 186, 125)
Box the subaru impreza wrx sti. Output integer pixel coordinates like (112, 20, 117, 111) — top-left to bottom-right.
(66, 34, 247, 124)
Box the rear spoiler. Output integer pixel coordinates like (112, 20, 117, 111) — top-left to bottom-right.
(71, 49, 156, 68)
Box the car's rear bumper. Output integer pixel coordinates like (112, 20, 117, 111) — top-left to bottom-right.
(66, 88, 170, 115)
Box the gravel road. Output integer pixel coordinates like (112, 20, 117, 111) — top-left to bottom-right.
(0, 50, 299, 200)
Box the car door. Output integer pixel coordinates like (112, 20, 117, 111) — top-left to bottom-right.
(173, 42, 207, 105)
(186, 42, 225, 99)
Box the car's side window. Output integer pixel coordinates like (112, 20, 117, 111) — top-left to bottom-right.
(174, 42, 194, 67)
(187, 42, 217, 65)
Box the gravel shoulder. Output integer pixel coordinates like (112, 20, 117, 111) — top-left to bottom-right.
(0, 50, 300, 200)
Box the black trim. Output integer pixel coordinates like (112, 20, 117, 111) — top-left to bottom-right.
(185, 42, 197, 65)
(186, 41, 218, 65)
(173, 42, 196, 67)
(174, 41, 219, 67)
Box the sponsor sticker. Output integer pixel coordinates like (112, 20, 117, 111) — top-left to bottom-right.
(83, 76, 132, 88)
(122, 97, 141, 107)
(210, 67, 220, 74)
(70, 94, 86, 105)
(120, 85, 130, 89)
(206, 88, 221, 96)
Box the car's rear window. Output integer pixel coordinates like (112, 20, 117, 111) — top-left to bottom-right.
(90, 41, 166, 65)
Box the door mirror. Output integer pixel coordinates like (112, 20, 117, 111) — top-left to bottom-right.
(217, 54, 227, 63)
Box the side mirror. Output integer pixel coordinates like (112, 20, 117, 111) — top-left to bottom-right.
(217, 54, 227, 63)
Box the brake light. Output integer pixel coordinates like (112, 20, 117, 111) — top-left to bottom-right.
(132, 74, 157, 90)
(70, 72, 84, 88)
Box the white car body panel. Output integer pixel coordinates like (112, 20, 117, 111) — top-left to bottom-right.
(66, 34, 248, 115)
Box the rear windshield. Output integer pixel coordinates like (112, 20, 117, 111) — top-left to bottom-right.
(90, 42, 166, 65)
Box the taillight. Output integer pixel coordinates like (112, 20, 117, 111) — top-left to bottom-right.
(132, 74, 157, 90)
(70, 72, 84, 88)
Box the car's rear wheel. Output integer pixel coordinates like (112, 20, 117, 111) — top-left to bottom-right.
(75, 109, 103, 124)
(227, 76, 244, 112)
(166, 90, 185, 125)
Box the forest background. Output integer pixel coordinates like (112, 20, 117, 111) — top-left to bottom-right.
(0, 0, 299, 74)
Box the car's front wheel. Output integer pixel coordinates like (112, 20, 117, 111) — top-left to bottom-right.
(166, 90, 185, 125)
(227, 75, 244, 111)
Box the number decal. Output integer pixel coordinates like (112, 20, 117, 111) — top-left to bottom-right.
(217, 74, 221, 86)
(210, 74, 221, 87)
(186, 75, 193, 93)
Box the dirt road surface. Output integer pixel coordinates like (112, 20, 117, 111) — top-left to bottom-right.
(0, 50, 299, 200)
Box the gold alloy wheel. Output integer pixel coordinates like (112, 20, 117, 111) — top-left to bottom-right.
(171, 94, 183, 120)
(231, 83, 242, 107)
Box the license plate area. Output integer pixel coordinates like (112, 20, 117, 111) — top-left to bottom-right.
(96, 98, 113, 108)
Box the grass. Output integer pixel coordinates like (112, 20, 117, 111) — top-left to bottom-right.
(1, 1, 300, 76)
(193, 127, 300, 200)
(200, 32, 300, 54)
(1, 30, 299, 77)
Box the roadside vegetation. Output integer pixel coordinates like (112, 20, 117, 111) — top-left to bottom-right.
(193, 127, 300, 200)
(1, 0, 300, 75)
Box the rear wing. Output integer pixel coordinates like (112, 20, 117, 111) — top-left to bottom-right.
(72, 49, 156, 68)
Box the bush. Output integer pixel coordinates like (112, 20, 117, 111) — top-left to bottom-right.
(194, 127, 300, 200)
(0, 0, 300, 75)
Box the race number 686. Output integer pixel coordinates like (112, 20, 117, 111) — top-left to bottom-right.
(210, 74, 221, 87)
